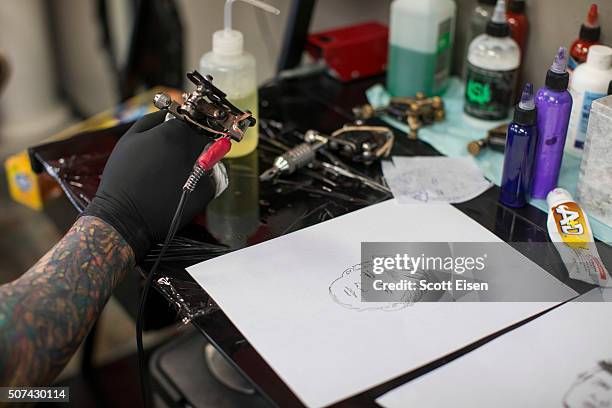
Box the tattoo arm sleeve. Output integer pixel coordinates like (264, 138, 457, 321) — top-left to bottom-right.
(0, 216, 134, 386)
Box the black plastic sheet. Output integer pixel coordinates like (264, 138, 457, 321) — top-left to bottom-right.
(28, 113, 390, 323)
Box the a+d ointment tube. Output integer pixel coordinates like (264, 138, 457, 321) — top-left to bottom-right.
(546, 188, 610, 287)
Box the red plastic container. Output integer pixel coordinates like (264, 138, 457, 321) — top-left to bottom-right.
(569, 4, 601, 72)
(507, 0, 528, 54)
(306, 22, 388, 82)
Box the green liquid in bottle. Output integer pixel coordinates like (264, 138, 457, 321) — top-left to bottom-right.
(225, 91, 259, 158)
(387, 44, 450, 97)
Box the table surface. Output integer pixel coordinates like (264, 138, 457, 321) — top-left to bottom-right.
(157, 73, 602, 407)
(28, 72, 601, 407)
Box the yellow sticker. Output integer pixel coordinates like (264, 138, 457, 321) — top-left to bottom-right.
(4, 151, 42, 211)
(552, 201, 589, 248)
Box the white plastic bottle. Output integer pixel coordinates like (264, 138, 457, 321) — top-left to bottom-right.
(464, 0, 520, 126)
(387, 0, 456, 97)
(200, 0, 279, 158)
(565, 45, 612, 157)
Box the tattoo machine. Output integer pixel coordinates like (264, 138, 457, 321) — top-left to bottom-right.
(153, 70, 256, 191)
(139, 70, 255, 407)
(353, 92, 445, 140)
(259, 125, 394, 181)
(467, 123, 507, 156)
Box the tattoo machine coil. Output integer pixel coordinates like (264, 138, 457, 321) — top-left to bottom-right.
(154, 70, 255, 141)
(353, 92, 445, 140)
(153, 70, 256, 191)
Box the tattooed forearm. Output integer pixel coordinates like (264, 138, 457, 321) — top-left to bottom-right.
(0, 216, 134, 386)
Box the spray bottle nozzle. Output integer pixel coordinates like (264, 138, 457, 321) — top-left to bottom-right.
(513, 82, 536, 125)
(214, 0, 279, 56)
(586, 4, 599, 28)
(485, 0, 510, 37)
(224, 0, 280, 32)
(551, 47, 569, 74)
(544, 47, 570, 91)
(491, 0, 506, 24)
(518, 83, 535, 110)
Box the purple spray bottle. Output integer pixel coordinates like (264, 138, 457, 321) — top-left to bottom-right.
(531, 47, 573, 199)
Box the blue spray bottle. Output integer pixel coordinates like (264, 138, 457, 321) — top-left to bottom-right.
(499, 83, 537, 207)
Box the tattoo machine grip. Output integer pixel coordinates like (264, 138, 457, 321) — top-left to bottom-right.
(184, 137, 232, 192)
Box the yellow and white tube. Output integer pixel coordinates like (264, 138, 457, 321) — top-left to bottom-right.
(547, 188, 611, 287)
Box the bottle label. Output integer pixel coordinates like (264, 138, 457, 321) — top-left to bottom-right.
(465, 63, 518, 120)
(575, 90, 605, 148)
(567, 56, 578, 72)
(552, 201, 590, 243)
(434, 18, 452, 91)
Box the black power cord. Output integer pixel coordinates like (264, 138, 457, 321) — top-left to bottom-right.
(136, 189, 191, 407)
(134, 134, 232, 407)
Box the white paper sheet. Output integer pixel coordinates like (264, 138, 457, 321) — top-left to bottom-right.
(187, 200, 576, 407)
(376, 289, 612, 408)
(382, 156, 493, 204)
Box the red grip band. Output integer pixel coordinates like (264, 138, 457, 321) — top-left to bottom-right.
(197, 137, 232, 171)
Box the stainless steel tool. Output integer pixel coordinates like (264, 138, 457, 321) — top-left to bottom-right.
(259, 125, 394, 181)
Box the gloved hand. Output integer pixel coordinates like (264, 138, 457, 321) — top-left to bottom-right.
(83, 111, 225, 262)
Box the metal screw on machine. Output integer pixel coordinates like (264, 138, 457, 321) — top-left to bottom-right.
(153, 93, 172, 110)
(304, 129, 328, 144)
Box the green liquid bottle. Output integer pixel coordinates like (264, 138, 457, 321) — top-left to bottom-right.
(387, 0, 456, 97)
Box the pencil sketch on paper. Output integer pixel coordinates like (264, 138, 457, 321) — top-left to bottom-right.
(328, 262, 425, 312)
(563, 360, 612, 408)
(381, 157, 493, 204)
(328, 260, 485, 311)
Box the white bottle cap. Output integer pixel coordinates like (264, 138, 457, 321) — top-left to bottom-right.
(546, 188, 574, 208)
(586, 45, 612, 70)
(213, 29, 243, 56)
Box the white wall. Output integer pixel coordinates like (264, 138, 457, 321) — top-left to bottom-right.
(49, 0, 119, 116)
(48, 0, 391, 116)
(47, 0, 612, 117)
(180, 0, 392, 83)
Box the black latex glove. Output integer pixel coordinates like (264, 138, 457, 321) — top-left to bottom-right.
(83, 111, 217, 262)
